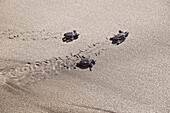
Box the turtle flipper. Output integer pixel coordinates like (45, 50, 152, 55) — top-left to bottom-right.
(125, 32, 129, 37)
(110, 37, 113, 40)
(89, 67, 92, 71)
(119, 30, 123, 33)
(89, 64, 93, 71)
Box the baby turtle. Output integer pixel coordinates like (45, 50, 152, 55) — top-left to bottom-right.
(76, 57, 96, 71)
(62, 30, 79, 43)
(110, 30, 129, 45)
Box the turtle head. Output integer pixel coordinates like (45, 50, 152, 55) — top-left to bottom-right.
(73, 30, 76, 33)
(73, 30, 79, 36)
(119, 30, 123, 33)
(124, 32, 129, 37)
(91, 59, 96, 65)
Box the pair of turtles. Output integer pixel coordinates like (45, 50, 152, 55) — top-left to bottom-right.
(63, 30, 129, 45)
(62, 30, 95, 71)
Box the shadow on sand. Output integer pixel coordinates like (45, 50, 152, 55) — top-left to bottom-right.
(76, 63, 92, 71)
(62, 36, 78, 43)
(110, 38, 126, 45)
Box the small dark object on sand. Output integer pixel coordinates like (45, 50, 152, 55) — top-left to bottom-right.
(110, 30, 129, 45)
(62, 30, 79, 43)
(76, 57, 96, 71)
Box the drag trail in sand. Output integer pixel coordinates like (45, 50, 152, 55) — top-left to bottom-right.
(0, 0, 170, 113)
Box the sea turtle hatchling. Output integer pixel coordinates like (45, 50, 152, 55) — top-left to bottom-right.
(62, 30, 79, 43)
(110, 30, 129, 45)
(76, 56, 96, 71)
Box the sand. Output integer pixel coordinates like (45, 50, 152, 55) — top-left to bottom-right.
(0, 0, 169, 113)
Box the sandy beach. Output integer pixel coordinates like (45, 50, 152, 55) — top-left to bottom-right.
(0, 0, 169, 113)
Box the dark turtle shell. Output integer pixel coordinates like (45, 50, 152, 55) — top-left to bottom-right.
(64, 32, 74, 37)
(79, 58, 95, 67)
(79, 58, 91, 67)
(113, 31, 129, 40)
(63, 30, 79, 43)
(76, 58, 96, 71)
(64, 30, 79, 37)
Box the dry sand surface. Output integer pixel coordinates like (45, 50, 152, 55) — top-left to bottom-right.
(0, 0, 170, 113)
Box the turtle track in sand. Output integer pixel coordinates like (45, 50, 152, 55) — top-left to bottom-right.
(0, 30, 113, 91)
(0, 29, 60, 41)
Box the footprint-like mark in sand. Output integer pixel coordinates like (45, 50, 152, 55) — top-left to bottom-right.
(0, 56, 80, 87)
(0, 29, 61, 41)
